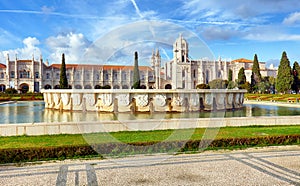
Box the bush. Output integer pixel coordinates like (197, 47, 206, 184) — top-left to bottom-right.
(208, 79, 228, 89)
(196, 84, 210, 89)
(5, 88, 18, 94)
(0, 134, 299, 163)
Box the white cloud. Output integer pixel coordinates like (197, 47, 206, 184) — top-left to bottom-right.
(245, 32, 300, 42)
(283, 12, 300, 25)
(45, 32, 91, 63)
(0, 37, 42, 63)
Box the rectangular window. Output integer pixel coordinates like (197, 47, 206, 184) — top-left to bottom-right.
(35, 72, 39, 78)
(10, 71, 15, 78)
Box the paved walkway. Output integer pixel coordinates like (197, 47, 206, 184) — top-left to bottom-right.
(0, 146, 299, 185)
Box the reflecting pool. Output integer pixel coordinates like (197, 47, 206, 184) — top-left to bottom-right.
(1, 101, 300, 124)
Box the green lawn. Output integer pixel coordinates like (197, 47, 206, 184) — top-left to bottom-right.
(245, 93, 300, 102)
(0, 125, 299, 149)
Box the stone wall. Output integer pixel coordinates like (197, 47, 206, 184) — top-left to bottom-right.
(42, 89, 247, 112)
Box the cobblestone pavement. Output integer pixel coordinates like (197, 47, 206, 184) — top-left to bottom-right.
(0, 146, 299, 186)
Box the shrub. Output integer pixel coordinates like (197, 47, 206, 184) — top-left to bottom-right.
(196, 84, 210, 89)
(5, 88, 18, 94)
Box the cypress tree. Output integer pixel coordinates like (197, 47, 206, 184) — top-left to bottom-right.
(132, 51, 140, 89)
(250, 54, 262, 91)
(292, 61, 300, 93)
(237, 67, 246, 85)
(276, 51, 293, 94)
(59, 53, 68, 89)
(228, 69, 233, 81)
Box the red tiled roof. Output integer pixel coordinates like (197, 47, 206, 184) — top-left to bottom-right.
(232, 58, 252, 63)
(0, 63, 6, 69)
(18, 60, 33, 63)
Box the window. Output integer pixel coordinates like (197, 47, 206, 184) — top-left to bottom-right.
(86, 73, 90, 80)
(113, 72, 118, 80)
(46, 73, 50, 79)
(67, 73, 70, 79)
(96, 74, 100, 80)
(193, 69, 196, 78)
(0, 73, 4, 79)
(76, 73, 80, 80)
(122, 72, 126, 80)
(35, 72, 39, 78)
(182, 70, 185, 77)
(104, 70, 109, 80)
(20, 70, 29, 78)
(10, 71, 15, 78)
(56, 73, 60, 79)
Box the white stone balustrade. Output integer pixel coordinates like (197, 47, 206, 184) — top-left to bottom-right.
(41, 89, 247, 112)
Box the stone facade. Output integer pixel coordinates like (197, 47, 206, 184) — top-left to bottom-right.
(0, 35, 276, 92)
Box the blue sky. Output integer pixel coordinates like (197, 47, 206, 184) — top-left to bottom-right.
(0, 0, 300, 67)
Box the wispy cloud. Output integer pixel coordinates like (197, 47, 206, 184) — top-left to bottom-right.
(130, 0, 143, 18)
(283, 12, 300, 25)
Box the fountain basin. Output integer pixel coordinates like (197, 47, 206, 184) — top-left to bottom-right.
(41, 89, 247, 112)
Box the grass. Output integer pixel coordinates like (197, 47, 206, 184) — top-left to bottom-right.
(245, 93, 300, 102)
(0, 125, 299, 150)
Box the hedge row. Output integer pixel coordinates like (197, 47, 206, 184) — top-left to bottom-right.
(0, 135, 299, 164)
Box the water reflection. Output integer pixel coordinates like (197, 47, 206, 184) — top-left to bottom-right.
(1, 101, 300, 124)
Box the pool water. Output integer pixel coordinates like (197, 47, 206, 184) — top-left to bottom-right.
(1, 101, 300, 124)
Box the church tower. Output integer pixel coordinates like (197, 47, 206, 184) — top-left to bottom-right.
(171, 34, 192, 89)
(173, 33, 189, 63)
(150, 49, 161, 89)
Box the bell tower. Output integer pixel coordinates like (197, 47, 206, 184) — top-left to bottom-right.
(173, 33, 189, 63)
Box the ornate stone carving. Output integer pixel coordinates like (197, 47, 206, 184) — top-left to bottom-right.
(61, 93, 70, 106)
(173, 95, 184, 106)
(235, 94, 240, 104)
(72, 94, 82, 106)
(99, 93, 112, 106)
(190, 94, 199, 106)
(205, 94, 213, 105)
(135, 94, 148, 107)
(117, 94, 130, 106)
(83, 94, 96, 106)
(217, 94, 225, 105)
(227, 93, 233, 104)
(154, 94, 166, 107)
(240, 94, 244, 104)
(53, 93, 61, 105)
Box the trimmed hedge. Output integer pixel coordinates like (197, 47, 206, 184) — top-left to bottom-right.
(0, 135, 299, 164)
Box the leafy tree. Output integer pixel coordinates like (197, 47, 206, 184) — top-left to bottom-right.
(240, 82, 251, 92)
(132, 51, 140, 89)
(292, 61, 300, 93)
(227, 81, 237, 89)
(251, 54, 262, 92)
(59, 53, 68, 89)
(196, 83, 210, 89)
(208, 79, 227, 89)
(228, 69, 233, 81)
(237, 67, 246, 85)
(257, 77, 271, 94)
(276, 51, 293, 94)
